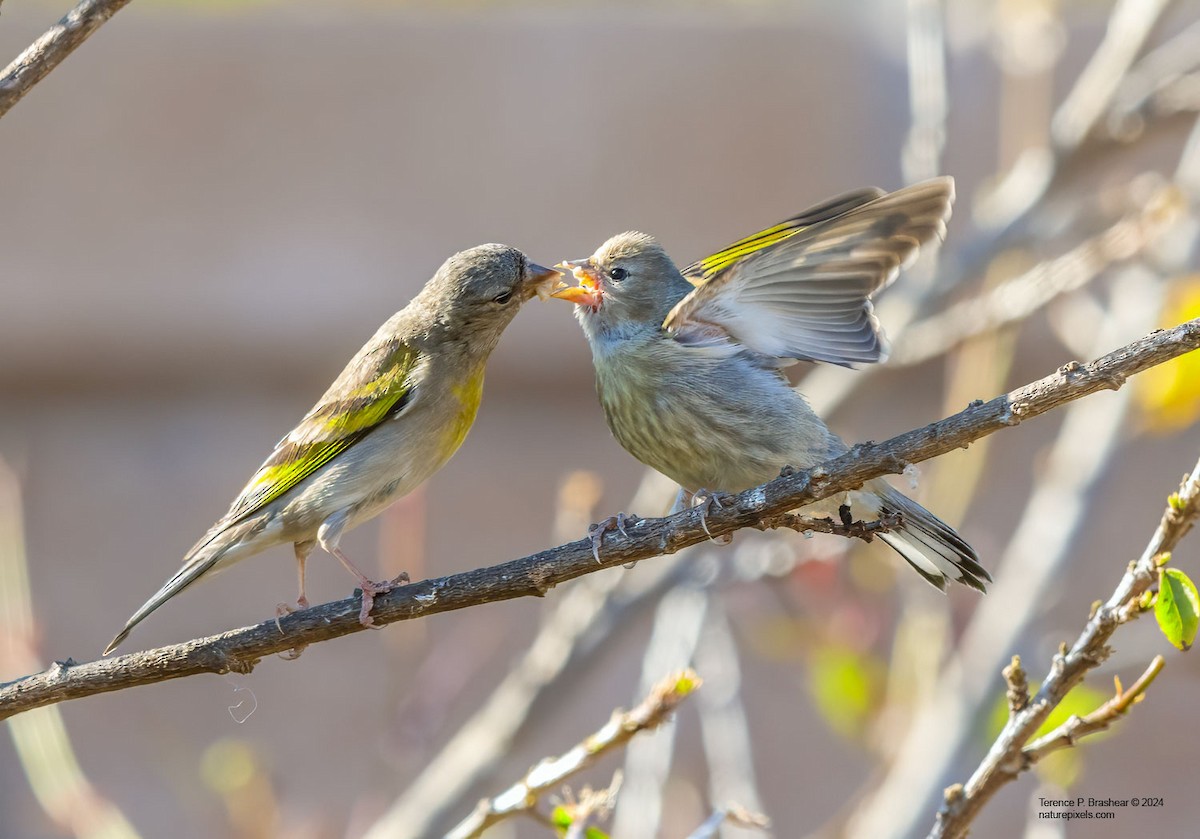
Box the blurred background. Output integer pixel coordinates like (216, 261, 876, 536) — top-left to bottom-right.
(3, 0, 1200, 837)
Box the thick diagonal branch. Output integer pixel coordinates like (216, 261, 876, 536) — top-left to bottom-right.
(0, 0, 132, 120)
(1, 317, 1198, 721)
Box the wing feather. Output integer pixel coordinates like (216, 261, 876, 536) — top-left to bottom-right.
(219, 335, 421, 526)
(665, 177, 955, 366)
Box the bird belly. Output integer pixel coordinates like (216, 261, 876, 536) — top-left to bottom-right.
(274, 382, 482, 539)
(597, 350, 836, 494)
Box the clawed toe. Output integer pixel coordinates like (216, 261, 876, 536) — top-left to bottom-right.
(587, 512, 640, 563)
(692, 489, 734, 544)
(357, 577, 399, 627)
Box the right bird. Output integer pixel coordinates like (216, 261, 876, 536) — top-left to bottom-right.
(550, 177, 990, 592)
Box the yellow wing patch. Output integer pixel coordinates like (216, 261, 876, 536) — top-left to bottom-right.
(684, 221, 807, 282)
(226, 344, 420, 523)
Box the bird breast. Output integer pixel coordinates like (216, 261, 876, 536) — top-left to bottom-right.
(594, 339, 836, 494)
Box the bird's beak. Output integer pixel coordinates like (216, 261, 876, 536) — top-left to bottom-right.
(550, 259, 603, 308)
(524, 261, 567, 301)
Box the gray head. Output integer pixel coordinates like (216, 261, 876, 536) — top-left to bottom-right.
(416, 243, 561, 354)
(550, 232, 692, 342)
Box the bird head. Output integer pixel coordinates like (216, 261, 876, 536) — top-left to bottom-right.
(551, 232, 686, 338)
(423, 244, 562, 352)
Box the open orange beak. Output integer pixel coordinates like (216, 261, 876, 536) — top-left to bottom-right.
(550, 259, 603, 308)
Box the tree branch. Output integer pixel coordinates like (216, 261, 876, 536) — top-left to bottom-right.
(0, 0, 132, 120)
(2, 317, 1199, 721)
(930, 458, 1200, 838)
(1021, 654, 1165, 764)
(445, 670, 700, 839)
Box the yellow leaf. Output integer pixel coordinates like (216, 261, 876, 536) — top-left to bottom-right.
(1136, 277, 1200, 433)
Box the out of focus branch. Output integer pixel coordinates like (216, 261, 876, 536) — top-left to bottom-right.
(893, 182, 1182, 366)
(0, 0, 131, 120)
(930, 460, 1200, 839)
(0, 462, 141, 839)
(2, 318, 1199, 720)
(444, 670, 700, 839)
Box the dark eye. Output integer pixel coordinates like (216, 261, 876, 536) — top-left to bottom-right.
(608, 267, 628, 281)
(492, 291, 514, 304)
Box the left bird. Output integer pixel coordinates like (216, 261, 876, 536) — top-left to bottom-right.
(105, 244, 562, 655)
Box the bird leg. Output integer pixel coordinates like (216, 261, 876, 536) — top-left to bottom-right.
(276, 540, 315, 617)
(274, 541, 316, 658)
(318, 516, 407, 627)
(587, 512, 639, 563)
(330, 547, 406, 627)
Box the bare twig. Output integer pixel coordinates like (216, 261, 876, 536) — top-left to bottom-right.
(686, 805, 772, 839)
(559, 774, 622, 839)
(444, 670, 701, 839)
(612, 581, 711, 838)
(362, 471, 681, 839)
(850, 269, 1163, 839)
(1051, 0, 1173, 150)
(1107, 16, 1200, 138)
(892, 183, 1183, 366)
(930, 459, 1200, 839)
(2, 318, 1199, 720)
(0, 461, 141, 839)
(1021, 655, 1165, 764)
(0, 0, 132, 120)
(902, 0, 948, 183)
(694, 598, 771, 839)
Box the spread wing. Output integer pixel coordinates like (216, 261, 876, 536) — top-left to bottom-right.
(219, 333, 421, 526)
(666, 177, 955, 366)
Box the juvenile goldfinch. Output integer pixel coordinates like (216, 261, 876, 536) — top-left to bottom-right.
(105, 245, 561, 654)
(551, 178, 989, 592)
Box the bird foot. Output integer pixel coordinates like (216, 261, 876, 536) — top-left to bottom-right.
(357, 575, 405, 628)
(692, 489, 734, 545)
(274, 597, 311, 659)
(587, 512, 639, 563)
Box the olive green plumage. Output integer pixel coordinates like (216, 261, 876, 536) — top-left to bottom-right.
(105, 244, 560, 654)
(553, 178, 990, 592)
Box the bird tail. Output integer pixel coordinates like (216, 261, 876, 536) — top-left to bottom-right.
(869, 481, 991, 592)
(103, 523, 247, 656)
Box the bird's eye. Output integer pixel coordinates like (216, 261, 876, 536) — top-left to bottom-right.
(492, 291, 514, 304)
(608, 267, 628, 281)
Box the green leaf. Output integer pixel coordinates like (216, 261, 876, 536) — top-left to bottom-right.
(808, 644, 884, 740)
(551, 806, 572, 829)
(1155, 568, 1200, 650)
(1037, 749, 1083, 789)
(585, 829, 610, 839)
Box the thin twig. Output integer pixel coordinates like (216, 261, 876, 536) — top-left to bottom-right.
(930, 460, 1200, 838)
(902, 0, 948, 183)
(362, 471, 680, 839)
(1051, 0, 1173, 150)
(444, 670, 701, 839)
(686, 805, 772, 839)
(850, 268, 1163, 839)
(0, 461, 142, 839)
(0, 0, 132, 120)
(1021, 655, 1165, 764)
(611, 581, 711, 838)
(892, 183, 1183, 366)
(2, 318, 1199, 721)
